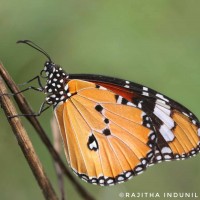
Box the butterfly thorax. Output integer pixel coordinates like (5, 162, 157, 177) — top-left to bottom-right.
(43, 62, 70, 107)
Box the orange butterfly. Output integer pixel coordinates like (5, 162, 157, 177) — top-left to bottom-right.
(17, 40, 200, 186)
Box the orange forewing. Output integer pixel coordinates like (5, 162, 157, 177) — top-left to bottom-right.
(54, 80, 154, 185)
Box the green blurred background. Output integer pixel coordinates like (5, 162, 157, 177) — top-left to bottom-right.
(1, 0, 200, 200)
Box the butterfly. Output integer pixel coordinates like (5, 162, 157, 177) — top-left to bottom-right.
(17, 40, 200, 186)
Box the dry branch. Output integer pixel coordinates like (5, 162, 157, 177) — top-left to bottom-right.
(51, 116, 66, 200)
(0, 63, 95, 200)
(0, 76, 58, 200)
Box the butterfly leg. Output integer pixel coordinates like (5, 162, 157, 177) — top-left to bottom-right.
(0, 75, 44, 98)
(8, 101, 51, 118)
(18, 75, 44, 89)
(17, 75, 45, 93)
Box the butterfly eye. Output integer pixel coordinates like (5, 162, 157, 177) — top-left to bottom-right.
(44, 61, 53, 70)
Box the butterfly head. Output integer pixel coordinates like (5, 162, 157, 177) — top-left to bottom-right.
(17, 40, 70, 106)
(43, 61, 56, 76)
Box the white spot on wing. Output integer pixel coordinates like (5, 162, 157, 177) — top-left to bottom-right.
(135, 167, 142, 172)
(198, 128, 200, 137)
(143, 87, 148, 91)
(159, 124, 175, 142)
(107, 179, 114, 184)
(89, 141, 97, 149)
(142, 91, 149, 96)
(138, 102, 142, 109)
(141, 160, 147, 165)
(126, 102, 136, 107)
(125, 172, 132, 177)
(150, 134, 155, 140)
(156, 99, 166, 105)
(124, 85, 130, 88)
(192, 120, 196, 125)
(99, 86, 107, 90)
(118, 176, 124, 181)
(116, 96, 123, 104)
(146, 123, 151, 128)
(156, 100, 171, 111)
(154, 106, 174, 129)
(161, 147, 172, 154)
(156, 104, 171, 116)
(182, 112, 189, 117)
(156, 94, 169, 102)
(156, 155, 162, 161)
(164, 155, 171, 159)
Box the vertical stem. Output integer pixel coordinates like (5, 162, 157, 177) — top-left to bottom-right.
(0, 76, 58, 200)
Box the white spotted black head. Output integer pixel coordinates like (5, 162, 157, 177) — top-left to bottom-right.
(17, 40, 70, 108)
(42, 61, 68, 79)
(43, 61, 56, 76)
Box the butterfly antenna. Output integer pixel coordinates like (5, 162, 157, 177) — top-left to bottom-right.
(17, 40, 52, 62)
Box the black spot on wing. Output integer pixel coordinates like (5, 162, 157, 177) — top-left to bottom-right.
(103, 128, 111, 136)
(95, 104, 103, 113)
(87, 134, 98, 151)
(121, 98, 128, 105)
(114, 95, 120, 102)
(132, 98, 141, 106)
(104, 118, 109, 124)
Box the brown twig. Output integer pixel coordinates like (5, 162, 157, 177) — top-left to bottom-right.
(0, 76, 58, 200)
(51, 116, 66, 200)
(0, 63, 95, 200)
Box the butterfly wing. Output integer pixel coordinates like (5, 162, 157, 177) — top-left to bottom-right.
(68, 74, 200, 164)
(54, 79, 156, 185)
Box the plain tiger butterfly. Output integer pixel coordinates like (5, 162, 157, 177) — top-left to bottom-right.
(16, 40, 200, 186)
